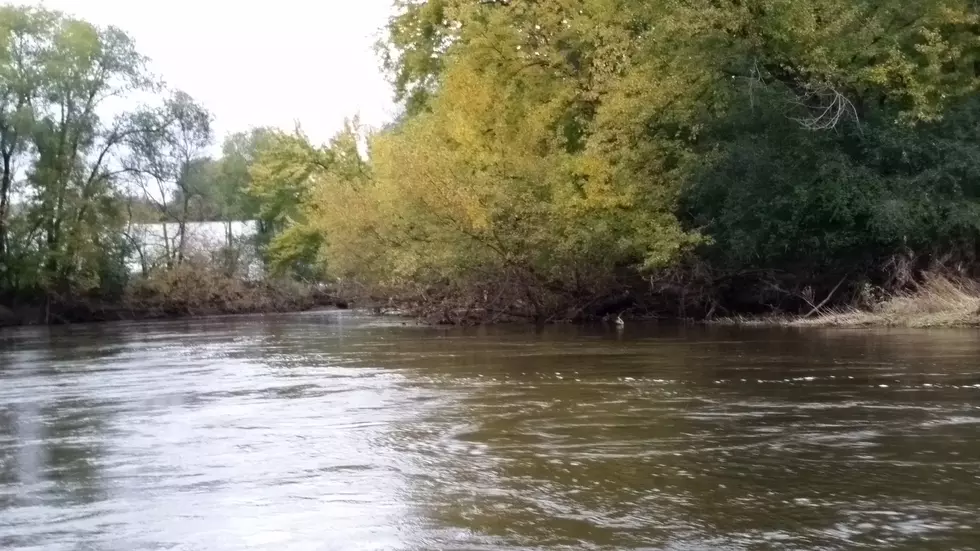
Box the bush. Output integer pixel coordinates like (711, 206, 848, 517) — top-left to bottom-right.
(678, 95, 980, 312)
(126, 261, 316, 316)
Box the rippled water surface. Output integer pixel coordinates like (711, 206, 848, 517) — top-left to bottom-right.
(2, 311, 979, 550)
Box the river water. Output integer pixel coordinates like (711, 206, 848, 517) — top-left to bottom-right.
(1, 311, 978, 550)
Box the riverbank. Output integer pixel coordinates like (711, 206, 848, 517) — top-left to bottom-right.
(0, 269, 344, 327)
(350, 274, 980, 328)
(10, 272, 979, 330)
(0, 294, 339, 327)
(717, 275, 980, 328)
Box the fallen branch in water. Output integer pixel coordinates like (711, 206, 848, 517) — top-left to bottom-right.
(803, 274, 848, 318)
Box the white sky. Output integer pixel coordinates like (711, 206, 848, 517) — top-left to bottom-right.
(16, 0, 398, 148)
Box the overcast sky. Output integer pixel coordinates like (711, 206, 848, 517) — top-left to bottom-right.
(17, 0, 398, 147)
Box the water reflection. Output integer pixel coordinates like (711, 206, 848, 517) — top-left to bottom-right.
(1, 313, 979, 550)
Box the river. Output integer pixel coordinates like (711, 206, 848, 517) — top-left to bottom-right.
(1, 311, 978, 550)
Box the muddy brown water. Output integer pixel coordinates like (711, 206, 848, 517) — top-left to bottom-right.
(1, 310, 979, 550)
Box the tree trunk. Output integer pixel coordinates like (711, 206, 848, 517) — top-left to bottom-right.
(45, 214, 60, 291)
(224, 220, 236, 276)
(177, 195, 189, 265)
(0, 152, 12, 276)
(162, 223, 172, 269)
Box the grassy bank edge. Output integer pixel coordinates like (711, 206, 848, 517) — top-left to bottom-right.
(713, 275, 980, 329)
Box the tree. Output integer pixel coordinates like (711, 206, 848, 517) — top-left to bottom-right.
(306, 0, 980, 319)
(0, 6, 54, 284)
(245, 125, 335, 278)
(208, 128, 276, 230)
(0, 5, 153, 296)
(379, 0, 457, 116)
(124, 90, 213, 267)
(309, 1, 708, 319)
(248, 127, 330, 229)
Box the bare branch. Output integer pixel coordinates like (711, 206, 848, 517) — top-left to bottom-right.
(790, 82, 861, 132)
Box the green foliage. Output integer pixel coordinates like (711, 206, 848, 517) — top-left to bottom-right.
(298, 0, 980, 318)
(0, 5, 256, 303)
(7, 0, 980, 321)
(0, 4, 151, 295)
(265, 224, 325, 280)
(213, 128, 277, 221)
(380, 0, 454, 115)
(246, 125, 337, 277)
(125, 91, 213, 223)
(248, 127, 331, 233)
(0, 4, 326, 316)
(315, 0, 707, 317)
(93, 232, 133, 301)
(681, 30, 980, 284)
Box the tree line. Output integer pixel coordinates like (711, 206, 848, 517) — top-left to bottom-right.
(0, 5, 319, 308)
(257, 0, 980, 322)
(5, 1, 980, 323)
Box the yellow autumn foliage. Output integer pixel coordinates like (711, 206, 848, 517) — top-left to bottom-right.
(311, 25, 695, 299)
(263, 0, 980, 321)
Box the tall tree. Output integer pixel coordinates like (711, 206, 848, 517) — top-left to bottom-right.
(1, 6, 152, 293)
(124, 90, 213, 266)
(213, 128, 276, 222)
(0, 7, 52, 283)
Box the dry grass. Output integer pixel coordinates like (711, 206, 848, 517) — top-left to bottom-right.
(125, 263, 319, 316)
(799, 275, 980, 328)
(719, 274, 980, 328)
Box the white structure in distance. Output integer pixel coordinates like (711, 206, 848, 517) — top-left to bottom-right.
(123, 220, 263, 280)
